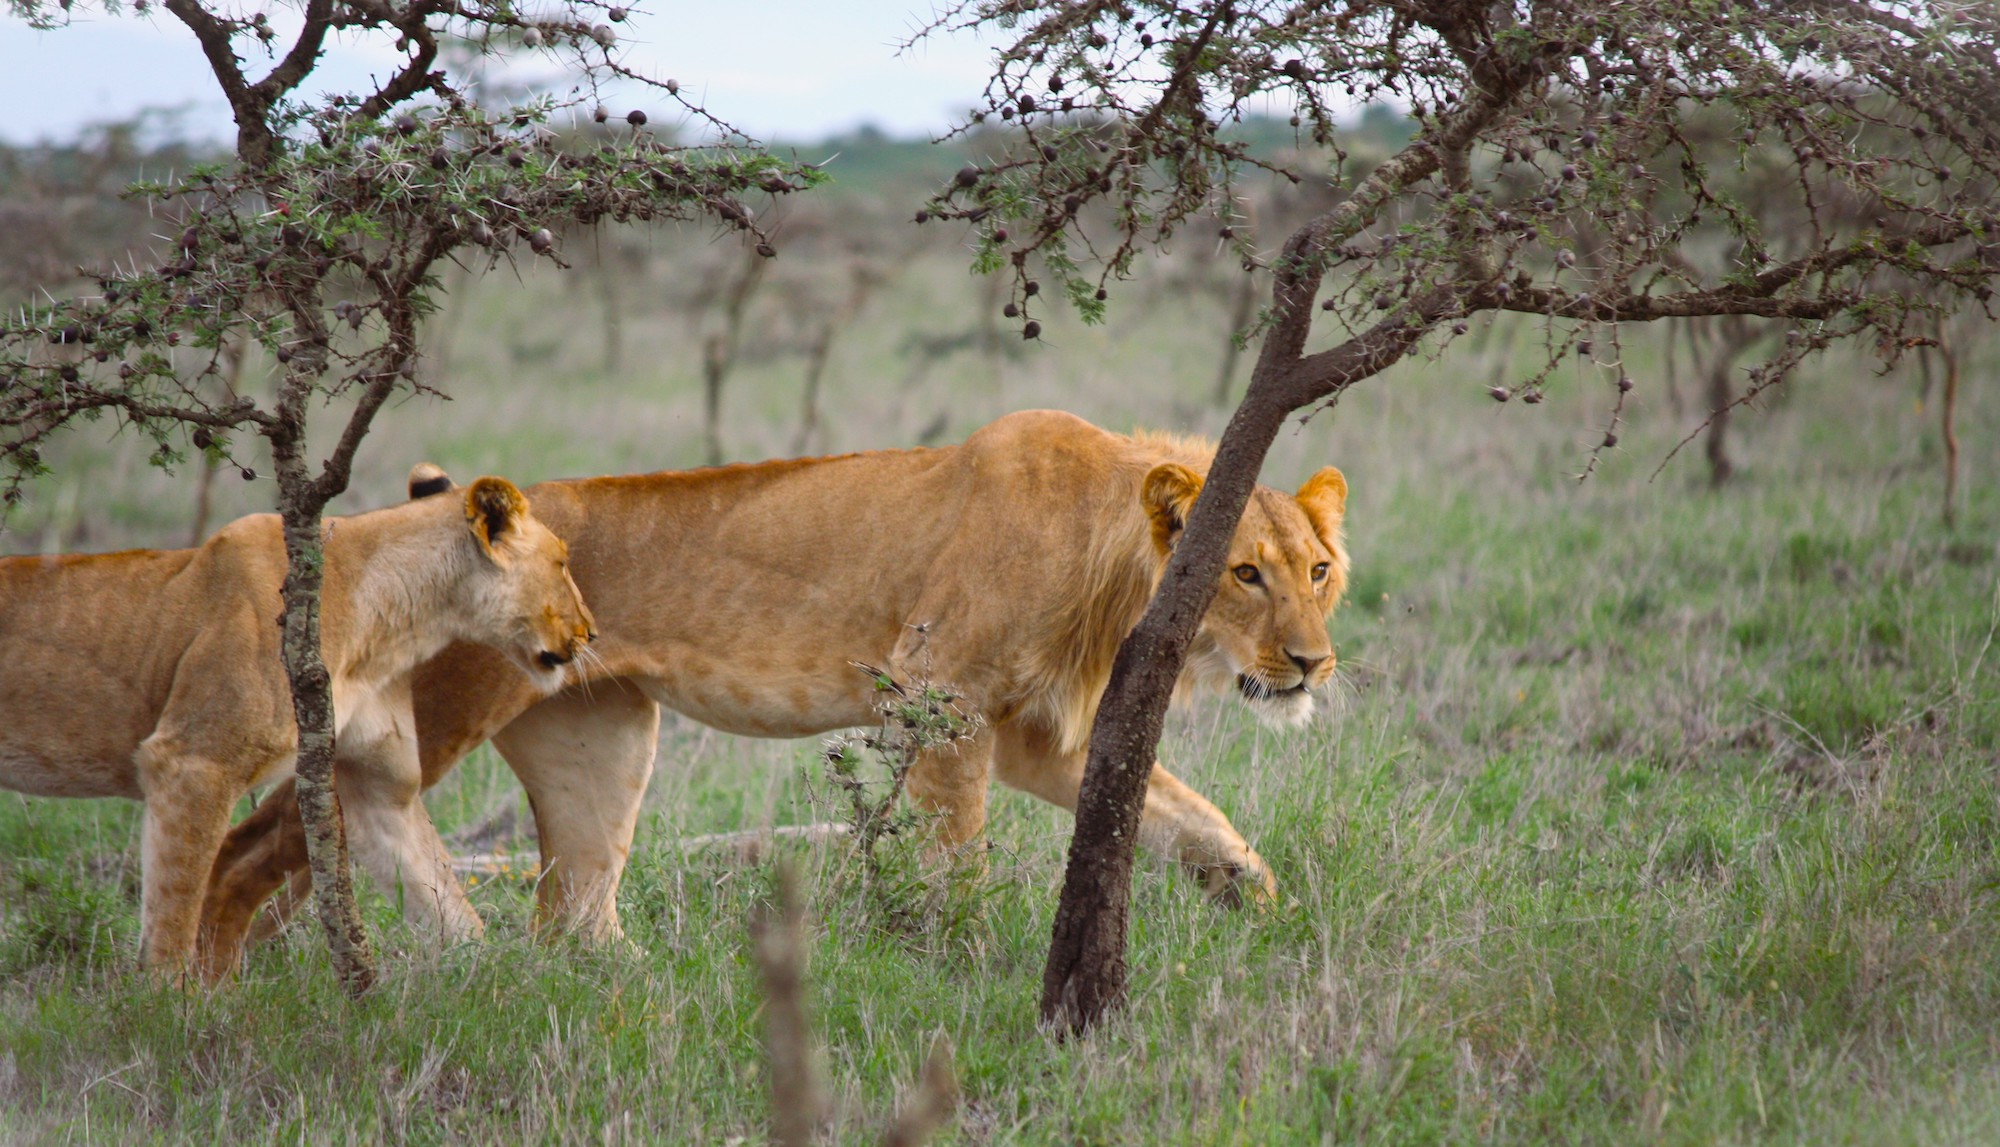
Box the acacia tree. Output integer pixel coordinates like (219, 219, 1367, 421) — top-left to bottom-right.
(915, 0, 2000, 1032)
(1, 0, 811, 992)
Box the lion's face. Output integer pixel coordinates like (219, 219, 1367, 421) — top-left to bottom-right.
(1145, 464, 1349, 725)
(458, 477, 597, 690)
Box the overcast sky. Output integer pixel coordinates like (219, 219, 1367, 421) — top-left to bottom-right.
(0, 1, 998, 146)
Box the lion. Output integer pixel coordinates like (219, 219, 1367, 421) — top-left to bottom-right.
(200, 410, 1348, 967)
(0, 476, 595, 978)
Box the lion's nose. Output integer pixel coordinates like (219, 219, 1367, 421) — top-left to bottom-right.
(1288, 651, 1328, 678)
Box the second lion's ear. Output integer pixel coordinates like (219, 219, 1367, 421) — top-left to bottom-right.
(408, 462, 456, 500)
(1142, 463, 1204, 554)
(463, 476, 529, 564)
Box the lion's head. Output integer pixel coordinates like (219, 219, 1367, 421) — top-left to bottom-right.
(450, 474, 597, 689)
(1142, 462, 1350, 725)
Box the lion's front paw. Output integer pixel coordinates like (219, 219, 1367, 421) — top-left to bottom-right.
(1191, 849, 1279, 909)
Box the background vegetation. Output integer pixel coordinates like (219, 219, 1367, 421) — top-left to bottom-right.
(1, 120, 1996, 1144)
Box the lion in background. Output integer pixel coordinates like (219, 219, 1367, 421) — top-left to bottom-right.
(0, 476, 594, 978)
(202, 410, 1348, 967)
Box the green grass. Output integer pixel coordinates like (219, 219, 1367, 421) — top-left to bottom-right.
(3, 228, 1999, 1143)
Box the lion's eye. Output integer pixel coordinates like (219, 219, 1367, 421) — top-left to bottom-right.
(1311, 562, 1329, 581)
(1233, 564, 1261, 585)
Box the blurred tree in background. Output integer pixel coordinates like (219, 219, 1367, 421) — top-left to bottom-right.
(0, 0, 815, 992)
(911, 0, 2000, 1032)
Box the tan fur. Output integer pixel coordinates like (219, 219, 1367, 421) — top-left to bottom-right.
(202, 410, 1350, 953)
(0, 478, 593, 978)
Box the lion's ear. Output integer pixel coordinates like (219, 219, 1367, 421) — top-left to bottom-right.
(464, 476, 530, 563)
(409, 462, 456, 501)
(1295, 466, 1348, 547)
(1142, 463, 1204, 554)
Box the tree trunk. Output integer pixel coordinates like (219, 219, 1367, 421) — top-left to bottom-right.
(1041, 375, 1297, 1031)
(274, 501, 376, 996)
(259, 339, 400, 997)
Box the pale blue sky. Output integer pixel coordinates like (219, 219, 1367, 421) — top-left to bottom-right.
(0, 1, 998, 145)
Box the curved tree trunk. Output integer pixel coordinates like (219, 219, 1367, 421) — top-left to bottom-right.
(1040, 382, 1296, 1029)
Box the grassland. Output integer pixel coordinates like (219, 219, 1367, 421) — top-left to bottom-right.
(1, 216, 1997, 1144)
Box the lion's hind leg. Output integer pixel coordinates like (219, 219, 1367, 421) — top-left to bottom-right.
(199, 779, 310, 980)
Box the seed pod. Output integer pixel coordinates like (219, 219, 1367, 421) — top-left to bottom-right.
(1556, 249, 1576, 267)
(274, 347, 293, 363)
(1452, 322, 1469, 335)
(521, 25, 544, 47)
(118, 362, 136, 379)
(241, 466, 256, 482)
(470, 221, 496, 245)
(347, 309, 365, 330)
(1003, 302, 1020, 318)
(1022, 320, 1042, 339)
(1522, 391, 1543, 405)
(192, 427, 213, 450)
(665, 78, 679, 95)
(1219, 225, 1234, 238)
(913, 210, 930, 224)
(1602, 432, 1619, 448)
(1488, 387, 1509, 402)
(1016, 94, 1036, 114)
(755, 243, 776, 258)
(1617, 375, 1634, 392)
(992, 227, 1009, 243)
(59, 365, 78, 382)
(1320, 298, 1337, 311)
(1373, 293, 1393, 309)
(1094, 287, 1107, 301)
(395, 113, 419, 135)
(591, 24, 616, 46)
(1023, 280, 1040, 297)
(608, 6, 626, 19)
(179, 227, 199, 252)
(626, 109, 648, 126)
(529, 228, 555, 254)
(954, 165, 980, 188)
(593, 105, 609, 123)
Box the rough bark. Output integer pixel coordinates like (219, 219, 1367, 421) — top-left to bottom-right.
(1039, 45, 1525, 1031)
(273, 503, 375, 996)
(259, 301, 411, 996)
